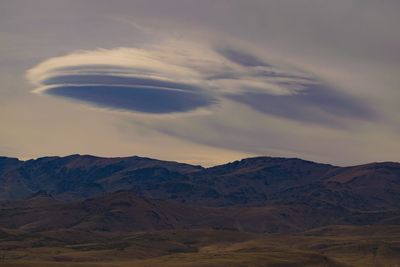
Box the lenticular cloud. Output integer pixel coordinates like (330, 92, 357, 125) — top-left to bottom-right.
(26, 41, 374, 124)
(26, 44, 220, 114)
(26, 41, 310, 114)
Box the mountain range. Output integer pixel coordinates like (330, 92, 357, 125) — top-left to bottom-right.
(0, 154, 399, 266)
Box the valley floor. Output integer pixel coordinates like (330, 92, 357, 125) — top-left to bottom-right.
(1, 226, 399, 267)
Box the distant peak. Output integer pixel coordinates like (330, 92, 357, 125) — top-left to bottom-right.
(221, 156, 333, 167)
(0, 156, 21, 163)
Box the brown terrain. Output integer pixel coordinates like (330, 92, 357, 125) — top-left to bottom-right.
(0, 155, 399, 266)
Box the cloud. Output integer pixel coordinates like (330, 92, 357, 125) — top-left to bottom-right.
(27, 41, 375, 125)
(39, 72, 216, 113)
(46, 85, 215, 113)
(27, 44, 220, 114)
(216, 46, 271, 67)
(226, 82, 376, 126)
(42, 74, 202, 92)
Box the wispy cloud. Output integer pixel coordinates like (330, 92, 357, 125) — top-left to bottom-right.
(226, 83, 376, 126)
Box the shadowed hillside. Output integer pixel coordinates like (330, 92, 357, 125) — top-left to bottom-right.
(1, 155, 399, 211)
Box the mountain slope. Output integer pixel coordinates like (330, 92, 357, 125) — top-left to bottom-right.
(1, 190, 399, 235)
(0, 154, 203, 201)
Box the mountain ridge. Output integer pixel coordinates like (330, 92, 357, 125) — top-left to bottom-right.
(0, 154, 399, 210)
(2, 153, 399, 172)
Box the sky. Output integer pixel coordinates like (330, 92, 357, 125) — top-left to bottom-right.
(1, 0, 400, 166)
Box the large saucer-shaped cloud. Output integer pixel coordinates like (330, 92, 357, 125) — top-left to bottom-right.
(26, 44, 220, 114)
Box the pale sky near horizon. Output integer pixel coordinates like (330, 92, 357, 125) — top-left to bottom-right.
(1, 0, 400, 166)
